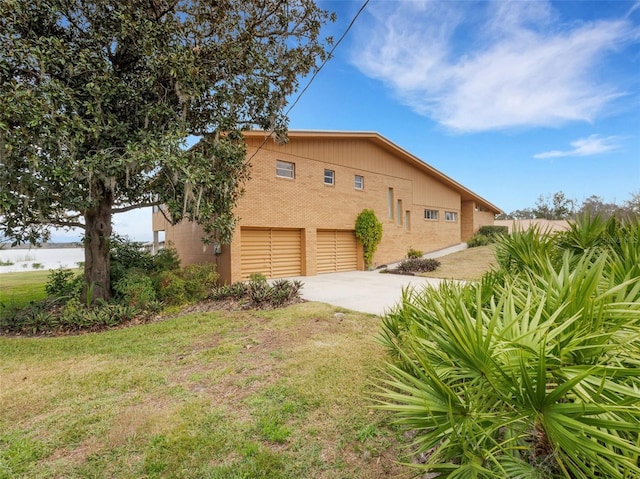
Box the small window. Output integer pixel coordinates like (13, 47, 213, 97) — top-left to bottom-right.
(324, 169, 335, 185)
(424, 209, 439, 220)
(276, 160, 295, 179)
(388, 188, 394, 219)
(397, 199, 403, 225)
(405, 211, 411, 231)
(445, 211, 458, 222)
(354, 175, 364, 190)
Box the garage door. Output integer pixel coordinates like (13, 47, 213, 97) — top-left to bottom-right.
(241, 228, 302, 279)
(317, 230, 358, 274)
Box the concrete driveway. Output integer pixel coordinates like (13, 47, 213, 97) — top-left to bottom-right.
(288, 270, 445, 316)
(287, 243, 467, 315)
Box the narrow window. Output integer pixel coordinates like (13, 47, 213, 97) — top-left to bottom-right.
(424, 209, 439, 220)
(324, 169, 335, 185)
(276, 160, 295, 179)
(397, 199, 403, 225)
(388, 188, 394, 219)
(354, 175, 364, 190)
(445, 211, 458, 222)
(405, 211, 411, 231)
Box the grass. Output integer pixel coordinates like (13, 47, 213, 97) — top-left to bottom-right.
(419, 245, 497, 280)
(0, 270, 53, 312)
(0, 300, 412, 478)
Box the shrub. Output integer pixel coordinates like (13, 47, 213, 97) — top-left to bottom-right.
(478, 225, 508, 237)
(0, 298, 142, 334)
(210, 277, 302, 309)
(46, 268, 83, 298)
(152, 245, 181, 273)
(466, 233, 492, 248)
(211, 282, 247, 301)
(113, 271, 157, 309)
(395, 258, 440, 273)
(155, 271, 187, 305)
(182, 263, 219, 301)
(246, 276, 272, 306)
(109, 235, 155, 285)
(494, 225, 557, 274)
(406, 247, 423, 259)
(377, 218, 640, 478)
(355, 209, 383, 269)
(269, 279, 303, 307)
(467, 226, 507, 248)
(58, 299, 139, 331)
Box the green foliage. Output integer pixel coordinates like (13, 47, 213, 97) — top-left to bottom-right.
(113, 271, 157, 309)
(494, 225, 557, 274)
(109, 236, 155, 285)
(0, 298, 141, 334)
(182, 263, 219, 301)
(355, 209, 383, 269)
(210, 282, 247, 301)
(269, 279, 303, 307)
(155, 271, 187, 306)
(478, 225, 508, 237)
(406, 247, 423, 259)
(248, 272, 268, 283)
(45, 268, 83, 298)
(211, 277, 303, 309)
(469, 226, 507, 248)
(0, 1, 334, 298)
(394, 258, 440, 274)
(466, 233, 492, 248)
(377, 214, 640, 477)
(152, 246, 181, 273)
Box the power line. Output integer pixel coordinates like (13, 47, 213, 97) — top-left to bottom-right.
(247, 0, 370, 162)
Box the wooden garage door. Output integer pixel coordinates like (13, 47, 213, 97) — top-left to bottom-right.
(317, 230, 358, 274)
(241, 228, 302, 279)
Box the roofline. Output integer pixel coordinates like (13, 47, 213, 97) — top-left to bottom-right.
(242, 130, 504, 215)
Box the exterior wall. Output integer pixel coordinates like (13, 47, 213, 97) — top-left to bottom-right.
(153, 133, 500, 283)
(495, 219, 570, 234)
(234, 137, 464, 277)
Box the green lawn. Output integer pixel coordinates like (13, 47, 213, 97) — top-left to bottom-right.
(0, 270, 53, 313)
(0, 300, 411, 478)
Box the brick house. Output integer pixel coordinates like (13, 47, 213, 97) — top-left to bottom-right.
(152, 130, 502, 283)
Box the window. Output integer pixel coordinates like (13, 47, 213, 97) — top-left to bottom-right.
(354, 175, 364, 190)
(276, 160, 294, 179)
(445, 211, 458, 222)
(424, 209, 439, 220)
(397, 199, 403, 225)
(405, 211, 411, 231)
(388, 188, 394, 219)
(324, 169, 335, 185)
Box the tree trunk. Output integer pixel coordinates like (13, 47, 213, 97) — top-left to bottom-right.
(83, 187, 113, 304)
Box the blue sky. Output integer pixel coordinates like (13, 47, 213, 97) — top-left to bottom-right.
(57, 0, 640, 242)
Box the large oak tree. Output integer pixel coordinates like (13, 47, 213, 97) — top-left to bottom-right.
(0, 0, 334, 302)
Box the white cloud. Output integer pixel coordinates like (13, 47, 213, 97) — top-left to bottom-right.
(533, 134, 621, 159)
(351, 0, 638, 132)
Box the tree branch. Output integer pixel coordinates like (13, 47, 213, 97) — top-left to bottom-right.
(111, 200, 162, 214)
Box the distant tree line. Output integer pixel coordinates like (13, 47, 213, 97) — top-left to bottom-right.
(496, 190, 640, 220)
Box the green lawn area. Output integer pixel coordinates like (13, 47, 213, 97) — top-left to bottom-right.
(0, 299, 411, 478)
(0, 270, 53, 312)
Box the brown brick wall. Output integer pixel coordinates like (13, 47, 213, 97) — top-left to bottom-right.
(154, 133, 497, 283)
